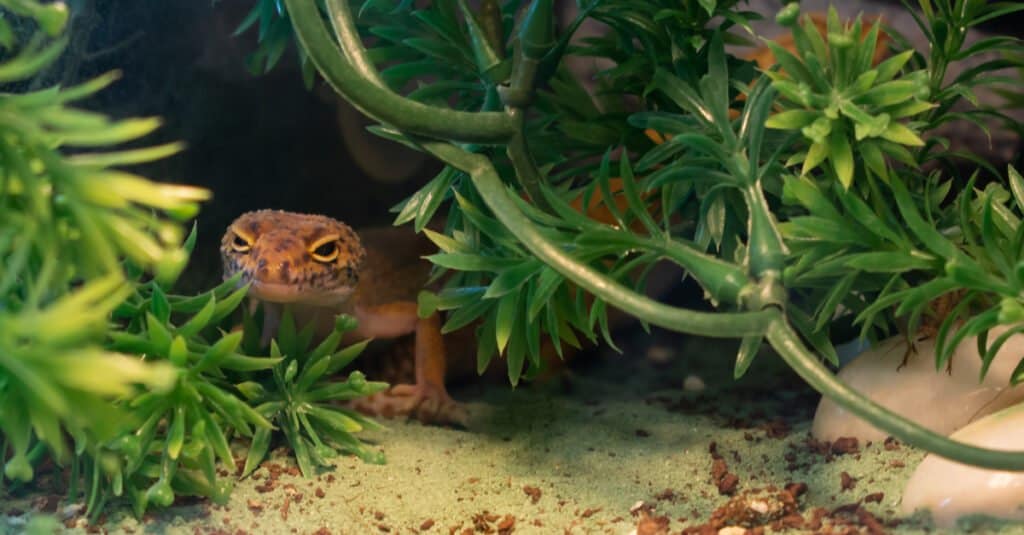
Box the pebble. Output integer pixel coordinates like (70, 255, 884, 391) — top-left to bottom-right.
(901, 402, 1024, 527)
(683, 374, 706, 393)
(811, 326, 1024, 442)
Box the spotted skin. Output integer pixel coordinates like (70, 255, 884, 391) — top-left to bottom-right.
(221, 210, 365, 305)
(221, 210, 466, 426)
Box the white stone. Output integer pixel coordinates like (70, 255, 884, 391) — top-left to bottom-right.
(812, 325, 1024, 443)
(683, 374, 706, 393)
(901, 402, 1024, 527)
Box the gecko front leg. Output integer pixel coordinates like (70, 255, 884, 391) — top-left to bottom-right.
(351, 302, 468, 426)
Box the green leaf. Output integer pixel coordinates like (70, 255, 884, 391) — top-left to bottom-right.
(733, 335, 763, 379)
(483, 261, 538, 298)
(209, 285, 249, 326)
(1008, 166, 1024, 213)
(0, 37, 67, 83)
(843, 251, 934, 272)
(217, 351, 283, 373)
(476, 312, 498, 374)
(814, 272, 856, 332)
(177, 295, 217, 338)
(150, 285, 171, 324)
(782, 174, 841, 219)
(426, 252, 508, 272)
(145, 313, 173, 354)
(193, 332, 244, 374)
(651, 69, 714, 125)
(855, 80, 919, 108)
(859, 140, 889, 181)
(166, 406, 186, 460)
(880, 122, 924, 147)
(888, 176, 959, 259)
(242, 426, 272, 477)
(765, 109, 820, 130)
(325, 339, 371, 376)
(827, 131, 854, 188)
(494, 291, 520, 354)
(874, 49, 914, 82)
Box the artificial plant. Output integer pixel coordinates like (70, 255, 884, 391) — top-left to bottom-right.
(230, 0, 1024, 470)
(0, 0, 384, 519)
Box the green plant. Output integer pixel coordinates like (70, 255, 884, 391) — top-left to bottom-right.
(0, 0, 385, 520)
(261, 0, 1024, 471)
(86, 275, 384, 516)
(763, 7, 931, 188)
(237, 310, 388, 478)
(0, 0, 202, 497)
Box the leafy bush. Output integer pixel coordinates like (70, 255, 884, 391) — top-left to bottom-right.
(5, 0, 1024, 522)
(250, 0, 1024, 470)
(0, 0, 383, 519)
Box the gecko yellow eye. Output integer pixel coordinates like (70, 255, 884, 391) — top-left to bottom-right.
(230, 232, 252, 253)
(309, 237, 340, 263)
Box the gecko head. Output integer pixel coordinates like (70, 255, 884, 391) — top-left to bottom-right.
(221, 210, 366, 307)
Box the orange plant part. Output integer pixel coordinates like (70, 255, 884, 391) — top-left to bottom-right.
(744, 13, 891, 72)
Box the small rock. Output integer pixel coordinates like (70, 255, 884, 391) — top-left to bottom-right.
(683, 374, 706, 392)
(812, 326, 1024, 442)
(901, 402, 1024, 527)
(646, 345, 674, 365)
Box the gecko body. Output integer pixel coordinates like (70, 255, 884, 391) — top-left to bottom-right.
(221, 209, 466, 425)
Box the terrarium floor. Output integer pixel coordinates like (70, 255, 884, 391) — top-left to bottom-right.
(7, 332, 1024, 534)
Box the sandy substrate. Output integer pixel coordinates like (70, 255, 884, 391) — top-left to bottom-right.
(4, 333, 1024, 534)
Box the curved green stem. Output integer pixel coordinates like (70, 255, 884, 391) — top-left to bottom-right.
(423, 140, 776, 337)
(506, 109, 551, 212)
(766, 319, 1024, 470)
(426, 140, 1024, 471)
(284, 0, 515, 144)
(324, 0, 386, 90)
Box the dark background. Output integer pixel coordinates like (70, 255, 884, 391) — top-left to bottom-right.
(37, 0, 437, 291)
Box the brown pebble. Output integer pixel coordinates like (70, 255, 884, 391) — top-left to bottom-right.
(857, 506, 887, 535)
(864, 492, 884, 503)
(497, 514, 515, 533)
(522, 485, 542, 504)
(840, 471, 857, 491)
(784, 481, 808, 498)
(717, 473, 739, 495)
(635, 512, 670, 535)
(654, 488, 675, 501)
(419, 518, 435, 531)
(831, 437, 860, 455)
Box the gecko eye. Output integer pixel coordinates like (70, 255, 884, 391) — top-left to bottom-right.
(230, 233, 252, 253)
(310, 240, 339, 263)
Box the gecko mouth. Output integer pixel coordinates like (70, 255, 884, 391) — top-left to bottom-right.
(244, 280, 355, 307)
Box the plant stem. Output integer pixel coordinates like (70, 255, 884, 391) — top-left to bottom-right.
(324, 0, 386, 90)
(425, 140, 777, 337)
(284, 0, 516, 144)
(426, 140, 1024, 471)
(506, 109, 552, 212)
(766, 319, 1024, 470)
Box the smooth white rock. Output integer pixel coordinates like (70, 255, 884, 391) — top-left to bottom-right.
(812, 325, 1024, 443)
(901, 402, 1024, 527)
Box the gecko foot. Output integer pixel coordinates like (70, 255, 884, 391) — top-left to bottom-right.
(353, 382, 469, 427)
